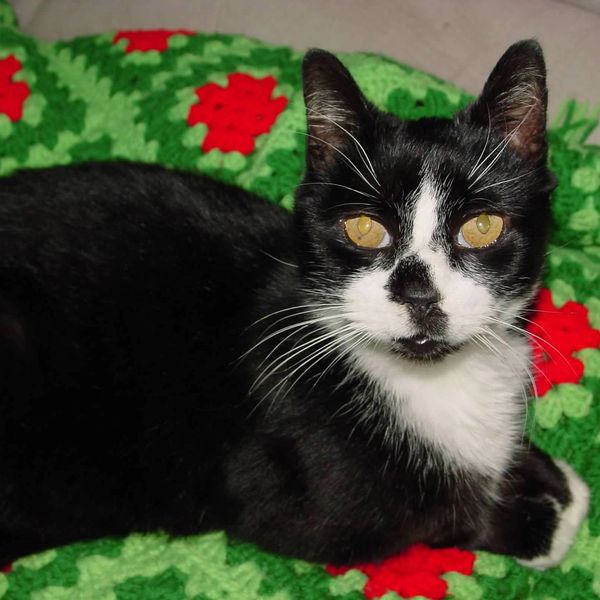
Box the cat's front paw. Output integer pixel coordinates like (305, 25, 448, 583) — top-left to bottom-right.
(518, 460, 589, 570)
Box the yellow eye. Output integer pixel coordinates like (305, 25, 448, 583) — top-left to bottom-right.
(343, 215, 391, 249)
(458, 213, 504, 249)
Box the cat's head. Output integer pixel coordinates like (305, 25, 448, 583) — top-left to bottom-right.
(295, 40, 555, 362)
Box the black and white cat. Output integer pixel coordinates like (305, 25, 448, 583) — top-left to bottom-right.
(0, 40, 588, 569)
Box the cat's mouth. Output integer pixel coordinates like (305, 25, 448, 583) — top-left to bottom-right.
(390, 335, 456, 362)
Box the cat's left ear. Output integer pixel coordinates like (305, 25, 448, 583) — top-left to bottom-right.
(466, 39, 548, 164)
(302, 50, 372, 169)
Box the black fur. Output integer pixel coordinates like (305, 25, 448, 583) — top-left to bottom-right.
(0, 41, 582, 568)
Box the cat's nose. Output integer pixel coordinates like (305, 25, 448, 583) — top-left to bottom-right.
(388, 258, 441, 312)
(395, 285, 440, 311)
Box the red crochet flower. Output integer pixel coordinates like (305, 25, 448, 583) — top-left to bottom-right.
(0, 55, 30, 122)
(113, 29, 194, 53)
(327, 544, 475, 600)
(528, 288, 600, 396)
(187, 73, 288, 155)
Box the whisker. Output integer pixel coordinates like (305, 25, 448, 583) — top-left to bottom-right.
(245, 303, 344, 330)
(492, 307, 555, 339)
(251, 327, 363, 416)
(255, 323, 314, 371)
(285, 331, 369, 400)
(240, 312, 347, 362)
(506, 308, 563, 315)
(250, 322, 356, 393)
(306, 107, 381, 188)
(468, 104, 493, 179)
(484, 315, 577, 376)
(468, 103, 536, 189)
(258, 249, 298, 268)
(472, 329, 531, 440)
(268, 327, 366, 404)
(471, 169, 538, 194)
(307, 330, 372, 393)
(480, 325, 538, 392)
(297, 181, 377, 199)
(257, 306, 346, 338)
(298, 131, 379, 194)
(326, 202, 376, 211)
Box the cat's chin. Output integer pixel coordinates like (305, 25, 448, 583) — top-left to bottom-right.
(388, 336, 459, 363)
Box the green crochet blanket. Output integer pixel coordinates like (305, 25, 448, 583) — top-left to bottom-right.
(1, 1, 599, 598)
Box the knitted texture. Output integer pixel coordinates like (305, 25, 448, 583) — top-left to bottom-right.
(0, 0, 599, 597)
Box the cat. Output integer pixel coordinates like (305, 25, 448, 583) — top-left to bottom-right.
(0, 39, 589, 570)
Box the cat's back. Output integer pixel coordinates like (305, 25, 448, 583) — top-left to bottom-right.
(0, 161, 293, 310)
(0, 161, 291, 268)
(0, 162, 295, 459)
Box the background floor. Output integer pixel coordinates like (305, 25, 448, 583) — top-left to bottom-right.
(10, 0, 600, 143)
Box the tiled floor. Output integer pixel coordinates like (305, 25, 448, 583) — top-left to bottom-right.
(10, 0, 600, 142)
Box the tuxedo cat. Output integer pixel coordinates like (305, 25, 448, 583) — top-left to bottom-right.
(0, 39, 588, 569)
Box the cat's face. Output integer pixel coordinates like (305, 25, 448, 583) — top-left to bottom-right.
(295, 41, 555, 362)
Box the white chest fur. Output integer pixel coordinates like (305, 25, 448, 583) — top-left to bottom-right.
(349, 334, 530, 477)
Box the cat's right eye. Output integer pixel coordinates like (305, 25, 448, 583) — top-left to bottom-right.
(343, 215, 391, 249)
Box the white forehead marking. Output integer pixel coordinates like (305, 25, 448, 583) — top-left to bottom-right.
(409, 178, 439, 253)
(405, 176, 494, 344)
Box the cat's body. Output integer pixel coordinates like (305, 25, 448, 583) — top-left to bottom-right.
(0, 41, 589, 568)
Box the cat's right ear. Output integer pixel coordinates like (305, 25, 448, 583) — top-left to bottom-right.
(302, 50, 372, 169)
(465, 40, 548, 164)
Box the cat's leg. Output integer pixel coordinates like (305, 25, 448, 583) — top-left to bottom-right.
(480, 443, 589, 569)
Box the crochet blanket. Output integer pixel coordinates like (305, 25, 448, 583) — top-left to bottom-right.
(1, 1, 599, 598)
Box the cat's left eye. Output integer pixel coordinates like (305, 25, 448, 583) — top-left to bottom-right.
(457, 213, 504, 249)
(343, 215, 391, 249)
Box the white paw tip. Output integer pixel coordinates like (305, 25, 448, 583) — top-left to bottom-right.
(518, 460, 589, 570)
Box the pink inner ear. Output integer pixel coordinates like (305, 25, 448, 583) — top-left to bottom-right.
(470, 40, 548, 164)
(491, 75, 546, 156)
(306, 109, 360, 168)
(499, 107, 546, 160)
